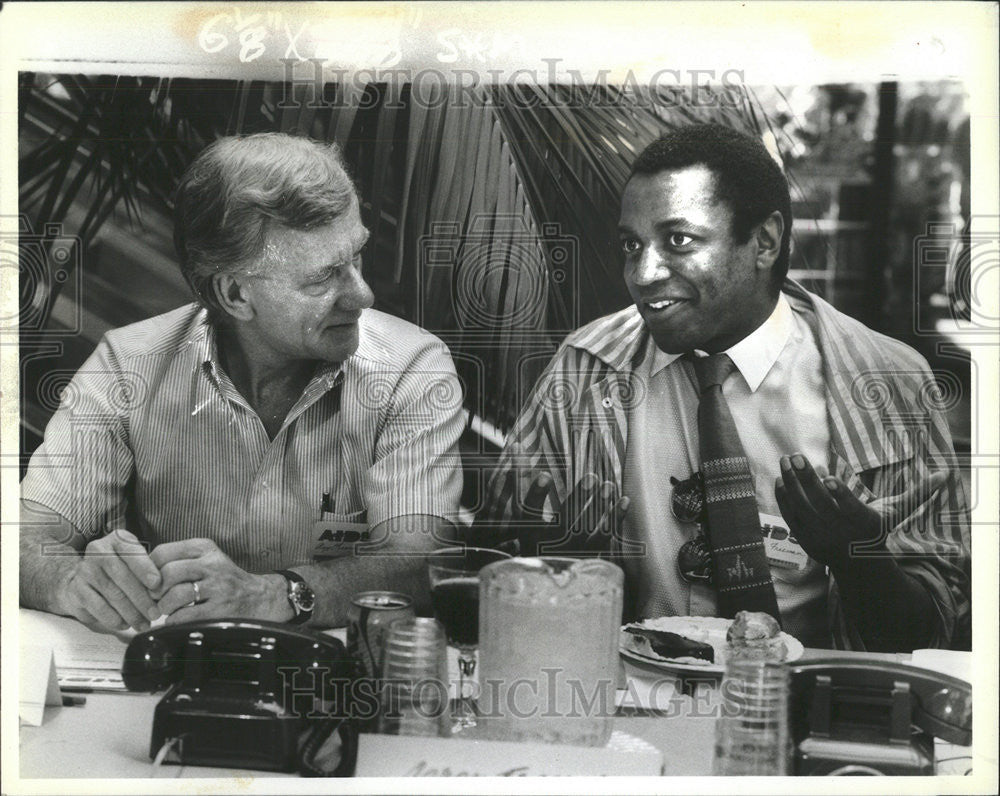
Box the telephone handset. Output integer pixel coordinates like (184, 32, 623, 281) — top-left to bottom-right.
(122, 619, 363, 777)
(789, 658, 972, 775)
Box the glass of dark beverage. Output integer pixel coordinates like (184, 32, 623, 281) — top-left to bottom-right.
(426, 546, 512, 733)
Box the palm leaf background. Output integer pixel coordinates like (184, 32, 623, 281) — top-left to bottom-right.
(18, 74, 782, 485)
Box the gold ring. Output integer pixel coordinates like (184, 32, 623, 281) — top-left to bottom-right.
(192, 581, 201, 602)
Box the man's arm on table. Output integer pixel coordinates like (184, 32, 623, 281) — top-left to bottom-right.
(19, 335, 160, 632)
(20, 499, 162, 632)
(150, 514, 450, 627)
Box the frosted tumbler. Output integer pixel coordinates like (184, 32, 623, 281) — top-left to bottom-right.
(477, 557, 624, 746)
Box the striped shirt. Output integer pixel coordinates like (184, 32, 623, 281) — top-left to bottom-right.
(485, 280, 971, 650)
(21, 304, 465, 572)
(624, 294, 832, 648)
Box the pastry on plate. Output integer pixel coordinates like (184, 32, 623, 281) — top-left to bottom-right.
(725, 610, 787, 662)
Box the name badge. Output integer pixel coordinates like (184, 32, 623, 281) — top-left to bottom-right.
(759, 512, 809, 571)
(312, 511, 368, 560)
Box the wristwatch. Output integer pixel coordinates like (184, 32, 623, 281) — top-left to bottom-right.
(276, 570, 315, 625)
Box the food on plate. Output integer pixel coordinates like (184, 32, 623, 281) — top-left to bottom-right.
(619, 615, 802, 669)
(725, 610, 787, 661)
(623, 626, 715, 663)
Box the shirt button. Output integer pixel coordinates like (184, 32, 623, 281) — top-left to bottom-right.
(260, 480, 269, 489)
(601, 396, 613, 408)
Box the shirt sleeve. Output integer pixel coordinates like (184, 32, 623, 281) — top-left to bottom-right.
(884, 407, 971, 649)
(20, 337, 136, 539)
(363, 336, 465, 534)
(828, 383, 971, 651)
(484, 346, 575, 525)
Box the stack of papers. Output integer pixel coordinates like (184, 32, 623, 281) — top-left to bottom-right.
(19, 608, 130, 691)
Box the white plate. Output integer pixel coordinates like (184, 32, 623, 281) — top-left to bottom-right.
(619, 615, 804, 675)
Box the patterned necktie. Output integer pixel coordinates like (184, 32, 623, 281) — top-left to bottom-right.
(692, 353, 781, 623)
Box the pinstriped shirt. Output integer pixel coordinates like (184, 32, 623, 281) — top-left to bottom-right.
(21, 304, 465, 573)
(485, 280, 971, 650)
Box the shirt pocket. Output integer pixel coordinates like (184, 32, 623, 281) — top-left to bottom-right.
(311, 510, 369, 560)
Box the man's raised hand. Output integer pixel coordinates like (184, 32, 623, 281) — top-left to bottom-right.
(774, 452, 948, 572)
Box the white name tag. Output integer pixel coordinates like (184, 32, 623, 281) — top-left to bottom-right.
(311, 512, 368, 559)
(759, 512, 809, 571)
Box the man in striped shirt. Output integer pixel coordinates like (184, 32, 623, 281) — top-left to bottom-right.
(20, 134, 464, 631)
(485, 124, 970, 652)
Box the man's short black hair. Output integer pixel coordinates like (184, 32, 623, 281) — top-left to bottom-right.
(630, 124, 792, 289)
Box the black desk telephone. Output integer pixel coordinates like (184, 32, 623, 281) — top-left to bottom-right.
(122, 620, 363, 776)
(789, 658, 972, 775)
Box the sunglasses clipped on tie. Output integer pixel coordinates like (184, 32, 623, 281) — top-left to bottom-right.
(671, 472, 714, 585)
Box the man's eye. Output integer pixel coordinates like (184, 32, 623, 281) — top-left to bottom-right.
(305, 268, 339, 288)
(669, 233, 693, 248)
(621, 239, 641, 255)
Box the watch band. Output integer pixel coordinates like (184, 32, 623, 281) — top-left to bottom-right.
(276, 569, 315, 625)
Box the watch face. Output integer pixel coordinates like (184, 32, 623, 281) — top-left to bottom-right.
(290, 581, 316, 613)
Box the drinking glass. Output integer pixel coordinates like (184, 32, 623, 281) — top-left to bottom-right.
(379, 617, 450, 737)
(426, 546, 512, 733)
(712, 659, 791, 775)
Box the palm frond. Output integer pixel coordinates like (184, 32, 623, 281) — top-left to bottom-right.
(20, 73, 775, 432)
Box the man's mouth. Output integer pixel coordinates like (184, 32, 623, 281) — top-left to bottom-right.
(325, 314, 362, 329)
(644, 298, 688, 313)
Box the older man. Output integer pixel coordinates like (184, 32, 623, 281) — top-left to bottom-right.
(20, 133, 464, 631)
(486, 124, 970, 652)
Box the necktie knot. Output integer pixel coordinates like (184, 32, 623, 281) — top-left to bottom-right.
(692, 353, 736, 393)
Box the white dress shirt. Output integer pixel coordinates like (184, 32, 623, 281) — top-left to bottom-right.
(622, 294, 833, 647)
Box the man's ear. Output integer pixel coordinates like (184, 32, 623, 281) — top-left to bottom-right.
(754, 210, 784, 272)
(212, 272, 255, 322)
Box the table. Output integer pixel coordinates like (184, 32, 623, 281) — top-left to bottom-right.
(16, 612, 971, 780)
(19, 673, 720, 778)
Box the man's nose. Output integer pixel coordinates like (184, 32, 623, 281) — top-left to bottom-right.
(341, 265, 375, 310)
(631, 245, 671, 286)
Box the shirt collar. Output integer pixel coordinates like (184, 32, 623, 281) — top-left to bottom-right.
(648, 293, 793, 391)
(721, 293, 794, 391)
(184, 308, 345, 411)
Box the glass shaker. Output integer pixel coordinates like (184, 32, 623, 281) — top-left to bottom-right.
(712, 657, 791, 775)
(477, 557, 624, 747)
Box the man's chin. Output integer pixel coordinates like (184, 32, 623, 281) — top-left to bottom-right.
(645, 326, 690, 356)
(318, 324, 360, 362)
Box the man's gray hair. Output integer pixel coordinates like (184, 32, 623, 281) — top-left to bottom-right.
(173, 133, 356, 317)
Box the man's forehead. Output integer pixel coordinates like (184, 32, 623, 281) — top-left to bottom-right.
(619, 164, 727, 224)
(264, 213, 366, 253)
(625, 164, 720, 201)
